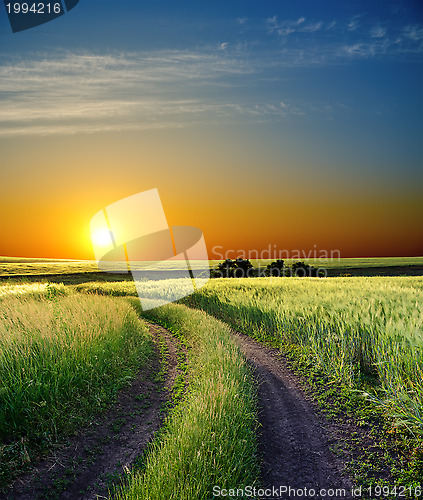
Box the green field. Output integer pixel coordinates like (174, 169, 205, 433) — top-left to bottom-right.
(77, 276, 423, 436)
(251, 256, 423, 268)
(0, 257, 100, 276)
(0, 281, 260, 499)
(1, 256, 422, 278)
(0, 283, 153, 483)
(183, 277, 423, 434)
(1, 270, 422, 496)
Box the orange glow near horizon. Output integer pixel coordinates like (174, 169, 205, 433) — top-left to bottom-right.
(1, 5, 422, 262)
(1, 184, 422, 260)
(1, 130, 422, 261)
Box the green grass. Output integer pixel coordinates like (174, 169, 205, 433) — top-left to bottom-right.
(0, 256, 100, 276)
(0, 283, 152, 485)
(75, 280, 138, 297)
(3, 272, 422, 495)
(115, 301, 260, 500)
(1, 256, 422, 277)
(0, 281, 69, 300)
(73, 275, 423, 438)
(249, 257, 423, 268)
(182, 277, 423, 436)
(179, 276, 423, 488)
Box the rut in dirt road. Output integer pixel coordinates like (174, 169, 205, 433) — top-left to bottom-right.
(233, 331, 354, 500)
(2, 323, 183, 500)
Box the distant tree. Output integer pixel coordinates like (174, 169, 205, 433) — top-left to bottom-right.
(212, 258, 254, 278)
(291, 261, 308, 277)
(234, 258, 253, 277)
(211, 258, 323, 279)
(291, 261, 320, 277)
(215, 259, 237, 278)
(265, 259, 285, 277)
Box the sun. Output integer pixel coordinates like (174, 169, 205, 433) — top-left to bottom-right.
(92, 229, 114, 248)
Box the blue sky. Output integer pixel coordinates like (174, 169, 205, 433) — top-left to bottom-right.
(0, 0, 422, 257)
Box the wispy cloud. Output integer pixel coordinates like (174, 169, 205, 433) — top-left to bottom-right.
(403, 25, 423, 42)
(237, 101, 305, 118)
(342, 43, 377, 58)
(370, 26, 386, 38)
(305, 22, 323, 33)
(347, 19, 359, 32)
(0, 50, 306, 137)
(265, 13, 423, 62)
(341, 22, 423, 59)
(267, 16, 316, 37)
(1, 11, 421, 138)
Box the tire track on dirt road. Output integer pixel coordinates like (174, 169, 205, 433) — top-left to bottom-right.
(2, 323, 184, 500)
(232, 330, 354, 500)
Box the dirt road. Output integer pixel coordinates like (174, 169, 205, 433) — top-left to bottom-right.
(4, 322, 355, 500)
(3, 324, 183, 500)
(232, 330, 354, 500)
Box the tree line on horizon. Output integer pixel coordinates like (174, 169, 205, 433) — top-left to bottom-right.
(211, 259, 324, 279)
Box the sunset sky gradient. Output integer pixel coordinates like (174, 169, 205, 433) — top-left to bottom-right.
(0, 0, 422, 259)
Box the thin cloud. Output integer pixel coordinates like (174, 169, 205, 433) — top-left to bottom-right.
(370, 26, 386, 38)
(0, 50, 307, 137)
(347, 14, 364, 32)
(303, 22, 323, 33)
(267, 16, 339, 38)
(267, 16, 307, 37)
(341, 25, 422, 59)
(1, 16, 421, 138)
(245, 101, 305, 117)
(348, 20, 359, 32)
(264, 14, 422, 62)
(403, 25, 423, 41)
(343, 43, 374, 58)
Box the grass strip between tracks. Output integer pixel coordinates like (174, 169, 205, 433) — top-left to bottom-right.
(115, 300, 260, 500)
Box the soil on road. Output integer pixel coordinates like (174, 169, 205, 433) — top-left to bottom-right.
(2, 323, 182, 500)
(4, 321, 358, 500)
(233, 330, 354, 500)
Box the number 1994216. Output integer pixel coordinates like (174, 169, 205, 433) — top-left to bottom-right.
(5, 2, 62, 14)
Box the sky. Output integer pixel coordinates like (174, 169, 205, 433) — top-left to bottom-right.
(0, 0, 422, 259)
